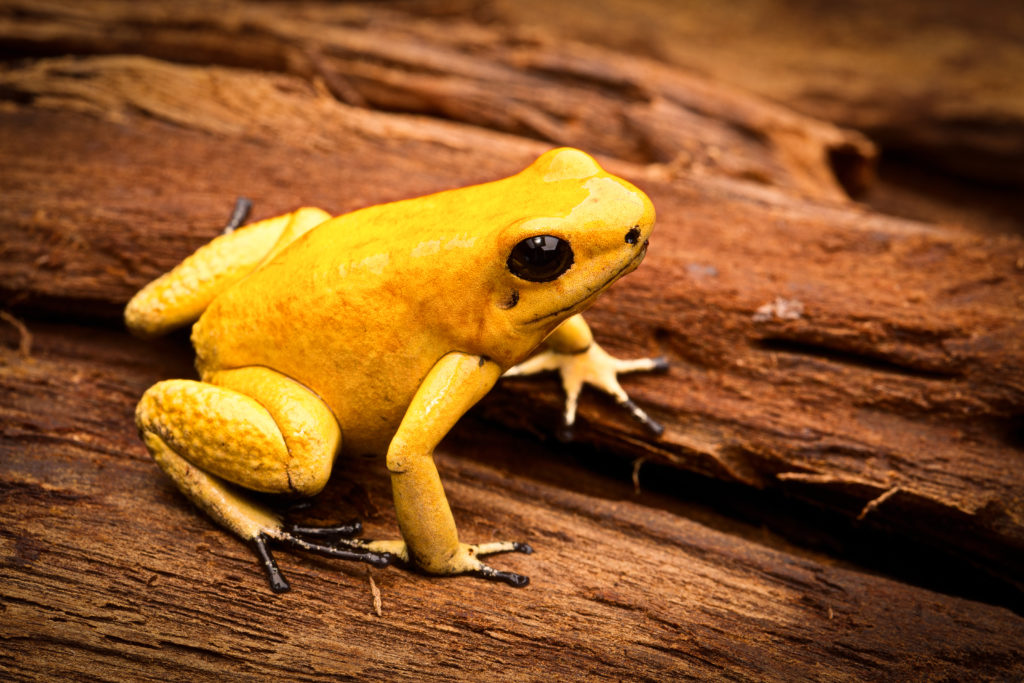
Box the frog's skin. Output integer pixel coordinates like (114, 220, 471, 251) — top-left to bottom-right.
(126, 148, 663, 592)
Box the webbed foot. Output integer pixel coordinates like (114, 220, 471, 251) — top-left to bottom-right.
(505, 343, 667, 440)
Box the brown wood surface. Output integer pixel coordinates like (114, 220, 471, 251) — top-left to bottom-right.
(4, 324, 1024, 680)
(484, 0, 1024, 188)
(1, 1, 1023, 680)
(0, 0, 875, 200)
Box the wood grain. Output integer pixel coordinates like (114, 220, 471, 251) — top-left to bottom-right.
(1, 55, 1020, 595)
(3, 324, 1023, 680)
(483, 0, 1024, 186)
(0, 0, 875, 199)
(1, 2, 1022, 679)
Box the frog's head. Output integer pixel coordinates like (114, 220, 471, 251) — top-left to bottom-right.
(492, 148, 655, 338)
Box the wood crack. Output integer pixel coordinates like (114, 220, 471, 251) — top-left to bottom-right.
(2, 2, 1023, 678)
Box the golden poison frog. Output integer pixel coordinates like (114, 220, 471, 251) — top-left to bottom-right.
(126, 148, 665, 592)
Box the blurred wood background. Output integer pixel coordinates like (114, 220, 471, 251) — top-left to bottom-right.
(1, 1, 1022, 679)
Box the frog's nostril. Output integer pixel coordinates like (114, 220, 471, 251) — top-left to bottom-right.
(625, 227, 641, 245)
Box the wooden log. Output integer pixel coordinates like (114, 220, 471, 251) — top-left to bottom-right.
(8, 0, 1019, 188)
(0, 55, 1020, 596)
(479, 0, 1024, 187)
(0, 0, 875, 200)
(1, 5, 1023, 676)
(2, 323, 1023, 679)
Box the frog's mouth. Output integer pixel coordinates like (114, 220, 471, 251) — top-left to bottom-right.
(527, 239, 648, 326)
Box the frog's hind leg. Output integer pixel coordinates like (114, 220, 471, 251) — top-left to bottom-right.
(125, 203, 331, 339)
(135, 366, 392, 592)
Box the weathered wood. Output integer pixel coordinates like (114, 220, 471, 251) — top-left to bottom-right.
(1, 2, 1023, 678)
(9, 0, 1019, 190)
(2, 323, 1023, 680)
(1, 55, 1021, 596)
(482, 0, 1024, 187)
(0, 0, 875, 200)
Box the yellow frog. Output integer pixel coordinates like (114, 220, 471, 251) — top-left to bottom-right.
(126, 148, 664, 592)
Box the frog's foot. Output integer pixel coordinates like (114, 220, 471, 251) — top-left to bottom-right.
(141, 429, 396, 593)
(284, 519, 363, 540)
(278, 519, 399, 571)
(505, 344, 667, 440)
(253, 525, 397, 593)
(463, 541, 535, 587)
(322, 538, 534, 587)
(251, 532, 394, 594)
(222, 196, 253, 234)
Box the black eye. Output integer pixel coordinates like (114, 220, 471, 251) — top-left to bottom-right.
(507, 235, 574, 282)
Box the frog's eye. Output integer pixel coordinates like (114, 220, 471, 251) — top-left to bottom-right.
(507, 235, 574, 282)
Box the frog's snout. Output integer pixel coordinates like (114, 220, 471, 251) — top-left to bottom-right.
(636, 239, 649, 263)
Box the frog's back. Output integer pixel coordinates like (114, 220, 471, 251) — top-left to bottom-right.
(190, 178, 535, 453)
(190, 148, 624, 452)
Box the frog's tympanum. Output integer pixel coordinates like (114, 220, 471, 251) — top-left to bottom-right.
(126, 148, 665, 592)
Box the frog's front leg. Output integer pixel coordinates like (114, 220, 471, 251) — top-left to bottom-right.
(364, 352, 534, 586)
(505, 314, 668, 440)
(135, 366, 393, 593)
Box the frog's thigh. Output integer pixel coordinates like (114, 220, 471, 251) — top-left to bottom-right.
(207, 367, 340, 495)
(125, 207, 331, 338)
(136, 368, 339, 538)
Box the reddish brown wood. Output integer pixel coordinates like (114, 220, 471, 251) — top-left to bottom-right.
(0, 0, 875, 200)
(482, 0, 1024, 187)
(1, 54, 1020, 592)
(2, 324, 1023, 679)
(1, 2, 1022, 678)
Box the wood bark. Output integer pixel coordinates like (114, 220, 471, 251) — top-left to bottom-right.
(482, 0, 1024, 187)
(1, 1, 1022, 679)
(0, 0, 876, 200)
(3, 324, 1024, 680)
